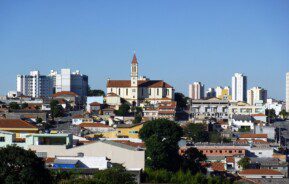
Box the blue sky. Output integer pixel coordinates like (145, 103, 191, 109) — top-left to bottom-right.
(0, 0, 288, 100)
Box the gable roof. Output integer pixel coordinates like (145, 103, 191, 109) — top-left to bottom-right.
(211, 162, 225, 171)
(90, 102, 101, 106)
(0, 119, 38, 129)
(53, 91, 78, 97)
(240, 134, 267, 139)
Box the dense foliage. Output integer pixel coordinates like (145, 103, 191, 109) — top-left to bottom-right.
(114, 103, 130, 116)
(53, 164, 136, 184)
(9, 102, 20, 110)
(0, 146, 52, 184)
(184, 123, 209, 142)
(237, 157, 250, 170)
(87, 88, 105, 96)
(143, 169, 232, 184)
(50, 100, 64, 120)
(139, 119, 183, 171)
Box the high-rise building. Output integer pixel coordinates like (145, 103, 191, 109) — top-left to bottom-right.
(247, 87, 267, 105)
(189, 82, 204, 100)
(232, 73, 247, 102)
(286, 72, 289, 112)
(49, 69, 88, 97)
(17, 71, 53, 98)
(215, 86, 231, 100)
(205, 88, 216, 99)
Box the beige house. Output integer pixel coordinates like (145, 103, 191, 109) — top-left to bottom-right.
(106, 54, 174, 106)
(29, 140, 145, 170)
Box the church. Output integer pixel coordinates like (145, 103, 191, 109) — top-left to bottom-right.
(106, 54, 175, 106)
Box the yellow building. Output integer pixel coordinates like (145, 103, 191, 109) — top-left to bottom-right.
(101, 123, 144, 139)
(0, 119, 39, 138)
(216, 87, 232, 100)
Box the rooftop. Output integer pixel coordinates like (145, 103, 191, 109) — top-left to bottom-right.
(239, 169, 283, 176)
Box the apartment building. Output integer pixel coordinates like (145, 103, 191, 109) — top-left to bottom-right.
(232, 73, 247, 102)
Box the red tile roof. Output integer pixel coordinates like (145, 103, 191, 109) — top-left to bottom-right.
(132, 53, 138, 64)
(0, 119, 38, 129)
(226, 156, 235, 163)
(211, 162, 225, 172)
(90, 102, 101, 106)
(240, 134, 267, 139)
(53, 91, 78, 97)
(79, 123, 109, 128)
(239, 169, 283, 175)
(251, 113, 266, 117)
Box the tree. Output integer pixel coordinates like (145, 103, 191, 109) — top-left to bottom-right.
(180, 147, 207, 175)
(279, 109, 289, 120)
(209, 131, 222, 143)
(238, 157, 250, 170)
(87, 86, 105, 96)
(93, 164, 136, 184)
(265, 109, 276, 122)
(184, 123, 209, 142)
(174, 92, 189, 110)
(133, 107, 143, 124)
(9, 102, 20, 110)
(20, 103, 28, 109)
(139, 119, 183, 171)
(50, 100, 64, 120)
(36, 117, 43, 124)
(115, 104, 130, 116)
(0, 145, 52, 184)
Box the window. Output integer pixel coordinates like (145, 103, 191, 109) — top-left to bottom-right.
(129, 131, 139, 134)
(142, 88, 144, 96)
(157, 88, 159, 95)
(126, 89, 128, 95)
(149, 89, 151, 95)
(118, 89, 121, 95)
(167, 89, 169, 96)
(0, 137, 5, 142)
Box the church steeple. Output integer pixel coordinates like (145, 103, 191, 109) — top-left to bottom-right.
(131, 53, 138, 87)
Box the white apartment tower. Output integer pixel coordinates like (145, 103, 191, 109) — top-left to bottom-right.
(49, 69, 88, 97)
(189, 82, 204, 100)
(247, 87, 267, 105)
(286, 72, 289, 112)
(17, 71, 53, 98)
(232, 73, 247, 102)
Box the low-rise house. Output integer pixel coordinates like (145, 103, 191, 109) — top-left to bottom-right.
(196, 146, 247, 157)
(190, 98, 230, 120)
(239, 169, 284, 179)
(72, 114, 93, 125)
(250, 157, 288, 177)
(239, 134, 268, 142)
(229, 115, 255, 131)
(228, 102, 266, 117)
(0, 119, 38, 138)
(255, 125, 275, 140)
(6, 110, 48, 122)
(79, 123, 114, 133)
(53, 91, 81, 109)
(249, 145, 274, 158)
(102, 108, 115, 116)
(101, 123, 143, 139)
(87, 102, 101, 114)
(105, 93, 121, 107)
(143, 101, 176, 120)
(29, 139, 145, 170)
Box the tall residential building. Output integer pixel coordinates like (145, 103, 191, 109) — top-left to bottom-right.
(247, 87, 267, 105)
(232, 73, 247, 102)
(205, 88, 216, 99)
(286, 72, 289, 112)
(215, 86, 231, 100)
(188, 82, 204, 100)
(17, 71, 53, 98)
(49, 69, 88, 97)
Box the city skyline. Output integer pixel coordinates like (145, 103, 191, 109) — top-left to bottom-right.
(0, 1, 289, 100)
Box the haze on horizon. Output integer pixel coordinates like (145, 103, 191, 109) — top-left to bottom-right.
(0, 0, 288, 100)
